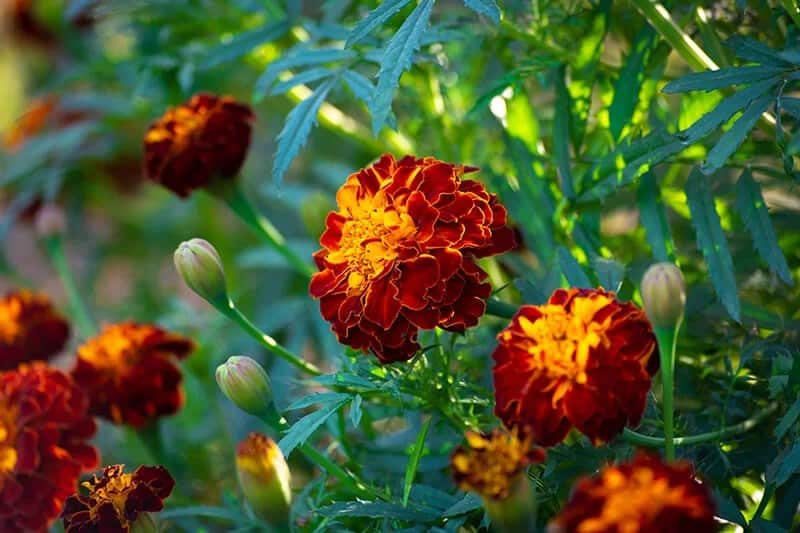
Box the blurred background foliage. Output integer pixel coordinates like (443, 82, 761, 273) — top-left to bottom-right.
(2, 0, 800, 531)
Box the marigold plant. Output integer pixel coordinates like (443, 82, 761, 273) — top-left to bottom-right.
(0, 290, 70, 370)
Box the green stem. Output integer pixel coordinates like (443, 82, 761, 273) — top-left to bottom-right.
(42, 235, 96, 339)
(486, 298, 518, 319)
(136, 422, 166, 464)
(654, 324, 678, 460)
(222, 302, 322, 376)
(210, 181, 315, 280)
(622, 402, 779, 448)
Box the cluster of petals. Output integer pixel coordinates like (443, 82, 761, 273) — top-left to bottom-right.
(71, 322, 194, 427)
(62, 464, 175, 532)
(493, 288, 658, 446)
(310, 154, 516, 363)
(143, 93, 254, 197)
(450, 427, 545, 500)
(0, 363, 98, 532)
(0, 290, 70, 370)
(551, 453, 717, 532)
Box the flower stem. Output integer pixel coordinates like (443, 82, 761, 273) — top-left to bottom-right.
(210, 181, 315, 280)
(654, 324, 678, 460)
(221, 302, 322, 376)
(41, 235, 96, 339)
(486, 298, 518, 319)
(622, 402, 778, 448)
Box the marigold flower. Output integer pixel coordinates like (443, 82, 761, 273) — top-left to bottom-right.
(310, 154, 516, 363)
(551, 453, 717, 533)
(0, 363, 99, 532)
(62, 464, 175, 533)
(493, 288, 658, 446)
(143, 93, 254, 197)
(71, 322, 195, 427)
(451, 428, 545, 500)
(0, 290, 70, 370)
(236, 432, 291, 527)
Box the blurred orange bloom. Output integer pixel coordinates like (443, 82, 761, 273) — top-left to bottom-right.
(62, 464, 175, 532)
(0, 290, 70, 371)
(310, 154, 516, 363)
(71, 322, 194, 427)
(551, 453, 717, 533)
(451, 428, 544, 500)
(143, 93, 254, 197)
(0, 363, 98, 532)
(2, 96, 58, 150)
(493, 288, 657, 446)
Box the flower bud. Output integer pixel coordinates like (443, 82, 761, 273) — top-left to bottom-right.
(236, 433, 291, 527)
(216, 356, 272, 417)
(174, 238, 229, 309)
(641, 262, 686, 329)
(34, 203, 65, 238)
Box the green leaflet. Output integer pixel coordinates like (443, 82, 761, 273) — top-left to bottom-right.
(637, 171, 675, 262)
(254, 49, 356, 101)
(554, 66, 575, 198)
(201, 20, 289, 70)
(609, 26, 656, 140)
(557, 246, 591, 288)
(735, 170, 793, 284)
(463, 0, 500, 24)
(663, 65, 785, 93)
(345, 0, 412, 48)
(685, 168, 741, 321)
(278, 393, 351, 456)
(402, 418, 431, 506)
(701, 94, 773, 174)
(370, 0, 434, 135)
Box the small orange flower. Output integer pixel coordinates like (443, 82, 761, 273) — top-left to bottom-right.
(0, 290, 70, 371)
(62, 464, 175, 532)
(3, 96, 58, 150)
(0, 363, 99, 532)
(310, 154, 516, 363)
(143, 93, 254, 197)
(493, 288, 658, 446)
(70, 322, 194, 427)
(451, 428, 545, 500)
(551, 453, 717, 533)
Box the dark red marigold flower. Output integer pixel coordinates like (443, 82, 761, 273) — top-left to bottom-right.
(451, 428, 545, 501)
(551, 453, 717, 533)
(143, 93, 254, 198)
(62, 464, 175, 533)
(493, 288, 658, 446)
(0, 363, 99, 532)
(0, 290, 70, 370)
(71, 322, 195, 427)
(309, 154, 517, 363)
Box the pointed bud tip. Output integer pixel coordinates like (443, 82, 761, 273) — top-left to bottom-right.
(216, 355, 272, 416)
(641, 262, 686, 329)
(173, 238, 229, 308)
(236, 432, 291, 526)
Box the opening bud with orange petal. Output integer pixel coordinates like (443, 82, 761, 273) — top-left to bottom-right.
(236, 432, 292, 529)
(451, 428, 545, 533)
(641, 262, 687, 329)
(174, 238, 230, 310)
(61, 464, 175, 532)
(216, 355, 272, 417)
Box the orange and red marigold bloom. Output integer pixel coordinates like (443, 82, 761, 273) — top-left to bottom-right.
(493, 288, 658, 447)
(62, 464, 175, 532)
(0, 363, 98, 532)
(309, 154, 516, 363)
(451, 428, 545, 501)
(0, 290, 70, 370)
(551, 453, 717, 533)
(70, 322, 195, 428)
(143, 93, 254, 198)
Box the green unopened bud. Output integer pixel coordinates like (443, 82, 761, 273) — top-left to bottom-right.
(174, 238, 229, 309)
(641, 262, 686, 329)
(216, 355, 272, 416)
(236, 432, 291, 528)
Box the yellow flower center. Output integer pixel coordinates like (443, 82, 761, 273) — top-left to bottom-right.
(85, 470, 135, 521)
(578, 467, 694, 533)
(327, 194, 417, 290)
(0, 297, 24, 344)
(505, 294, 612, 403)
(78, 328, 142, 372)
(452, 430, 534, 500)
(0, 399, 18, 479)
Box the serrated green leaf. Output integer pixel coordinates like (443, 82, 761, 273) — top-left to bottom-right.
(735, 170, 793, 284)
(663, 65, 783, 93)
(270, 67, 335, 95)
(202, 20, 289, 70)
(554, 66, 575, 198)
(342, 69, 375, 102)
(441, 493, 482, 518)
(254, 49, 354, 101)
(464, 0, 500, 24)
(286, 392, 351, 411)
(349, 394, 363, 427)
(780, 97, 800, 119)
(317, 501, 439, 522)
(345, 0, 412, 48)
(726, 36, 793, 67)
(558, 246, 591, 288)
(402, 418, 431, 507)
(370, 0, 434, 135)
(685, 168, 740, 321)
(637, 171, 675, 262)
(593, 258, 625, 293)
(272, 78, 336, 186)
(278, 394, 350, 456)
(701, 95, 773, 174)
(712, 490, 747, 527)
(776, 397, 800, 441)
(610, 27, 656, 140)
